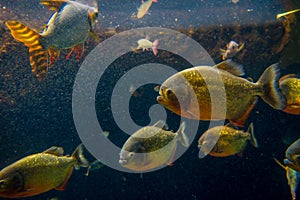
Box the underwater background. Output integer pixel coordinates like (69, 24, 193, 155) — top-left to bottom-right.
(1, 0, 300, 199)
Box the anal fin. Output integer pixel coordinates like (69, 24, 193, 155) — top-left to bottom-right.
(56, 168, 73, 191)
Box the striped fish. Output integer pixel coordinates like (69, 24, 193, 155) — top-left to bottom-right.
(6, 0, 99, 80)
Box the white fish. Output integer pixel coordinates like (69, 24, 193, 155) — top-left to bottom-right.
(220, 41, 244, 60)
(136, 36, 159, 55)
(137, 0, 158, 19)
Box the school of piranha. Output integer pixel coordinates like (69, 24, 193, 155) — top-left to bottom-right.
(1, 0, 300, 199)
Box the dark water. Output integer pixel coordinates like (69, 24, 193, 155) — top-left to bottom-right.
(1, 0, 300, 199)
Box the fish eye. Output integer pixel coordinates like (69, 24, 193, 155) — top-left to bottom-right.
(166, 89, 172, 96)
(95, 12, 98, 18)
(0, 180, 4, 187)
(129, 152, 134, 157)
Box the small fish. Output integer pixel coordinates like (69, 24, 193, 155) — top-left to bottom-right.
(5, 0, 99, 80)
(157, 60, 286, 126)
(136, 36, 159, 56)
(279, 74, 300, 115)
(285, 138, 300, 172)
(274, 158, 300, 200)
(198, 123, 258, 157)
(137, 0, 158, 19)
(0, 144, 89, 198)
(277, 9, 300, 19)
(220, 41, 244, 60)
(85, 160, 104, 176)
(119, 120, 189, 172)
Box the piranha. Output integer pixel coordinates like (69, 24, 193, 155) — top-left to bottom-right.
(279, 74, 300, 115)
(136, 36, 159, 56)
(285, 138, 300, 172)
(157, 60, 286, 126)
(119, 120, 189, 172)
(137, 0, 158, 19)
(198, 123, 258, 157)
(220, 41, 244, 60)
(5, 0, 99, 80)
(0, 144, 89, 198)
(274, 158, 300, 200)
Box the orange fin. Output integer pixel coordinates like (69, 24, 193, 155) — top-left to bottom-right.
(66, 43, 84, 61)
(5, 20, 48, 80)
(48, 47, 60, 66)
(40, 0, 69, 11)
(230, 98, 258, 127)
(56, 168, 73, 190)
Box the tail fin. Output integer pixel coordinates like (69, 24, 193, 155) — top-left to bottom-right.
(5, 20, 48, 80)
(257, 63, 286, 110)
(247, 123, 258, 148)
(72, 144, 89, 170)
(176, 122, 189, 147)
(152, 39, 159, 56)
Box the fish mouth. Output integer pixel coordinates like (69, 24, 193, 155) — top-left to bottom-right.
(156, 95, 166, 105)
(119, 158, 127, 165)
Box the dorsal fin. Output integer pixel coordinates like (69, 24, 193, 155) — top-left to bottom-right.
(247, 77, 254, 82)
(152, 120, 168, 130)
(40, 0, 69, 11)
(43, 146, 64, 156)
(214, 59, 245, 76)
(279, 74, 299, 83)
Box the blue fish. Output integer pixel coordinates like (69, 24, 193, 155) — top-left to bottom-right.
(285, 138, 300, 172)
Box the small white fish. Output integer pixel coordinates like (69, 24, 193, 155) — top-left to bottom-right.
(136, 36, 159, 55)
(137, 0, 158, 19)
(220, 41, 244, 60)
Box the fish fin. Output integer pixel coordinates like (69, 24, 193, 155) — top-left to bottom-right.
(283, 106, 300, 115)
(238, 43, 245, 51)
(214, 59, 245, 76)
(152, 120, 168, 130)
(247, 77, 254, 82)
(85, 160, 104, 176)
(5, 20, 49, 80)
(167, 142, 177, 166)
(66, 43, 84, 61)
(72, 144, 89, 169)
(40, 0, 69, 11)
(152, 39, 159, 56)
(48, 47, 60, 66)
(247, 123, 258, 148)
(89, 31, 100, 43)
(229, 97, 257, 127)
(224, 123, 239, 129)
(56, 168, 73, 190)
(176, 121, 189, 147)
(257, 63, 286, 110)
(43, 146, 64, 156)
(279, 74, 298, 83)
(219, 48, 226, 53)
(274, 157, 287, 170)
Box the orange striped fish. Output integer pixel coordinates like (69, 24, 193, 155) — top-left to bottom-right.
(6, 0, 99, 80)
